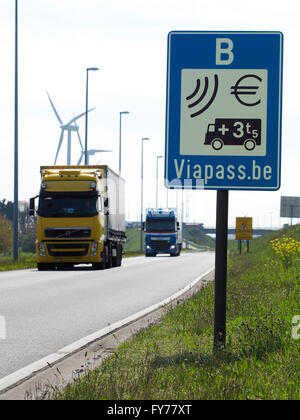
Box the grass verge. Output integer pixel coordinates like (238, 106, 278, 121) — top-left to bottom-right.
(51, 225, 300, 400)
(0, 253, 36, 271)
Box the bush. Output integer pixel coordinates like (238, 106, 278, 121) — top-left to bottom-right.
(0, 216, 13, 255)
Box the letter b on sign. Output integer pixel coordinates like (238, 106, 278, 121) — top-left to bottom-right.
(216, 38, 234, 65)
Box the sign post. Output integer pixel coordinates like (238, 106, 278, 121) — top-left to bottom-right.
(214, 190, 228, 350)
(165, 31, 283, 350)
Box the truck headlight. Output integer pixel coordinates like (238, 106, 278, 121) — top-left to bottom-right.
(38, 242, 46, 257)
(91, 242, 98, 252)
(90, 242, 98, 256)
(38, 242, 46, 252)
(170, 245, 176, 250)
(146, 245, 151, 250)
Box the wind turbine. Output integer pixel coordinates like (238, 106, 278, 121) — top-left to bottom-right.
(77, 149, 112, 165)
(46, 91, 95, 165)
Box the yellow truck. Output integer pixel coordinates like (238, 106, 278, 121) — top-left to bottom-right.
(29, 165, 126, 271)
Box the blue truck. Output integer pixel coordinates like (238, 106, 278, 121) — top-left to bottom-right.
(144, 208, 182, 257)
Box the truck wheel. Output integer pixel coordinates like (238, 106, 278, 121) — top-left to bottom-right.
(93, 245, 108, 270)
(107, 244, 112, 269)
(117, 245, 122, 266)
(212, 138, 223, 150)
(244, 139, 256, 151)
(112, 244, 122, 267)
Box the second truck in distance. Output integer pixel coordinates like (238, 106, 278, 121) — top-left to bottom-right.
(144, 208, 182, 257)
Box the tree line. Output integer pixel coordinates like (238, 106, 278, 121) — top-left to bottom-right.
(0, 199, 36, 255)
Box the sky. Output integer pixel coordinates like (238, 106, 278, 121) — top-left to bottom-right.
(0, 0, 299, 228)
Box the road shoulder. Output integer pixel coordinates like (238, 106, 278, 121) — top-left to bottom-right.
(0, 268, 214, 400)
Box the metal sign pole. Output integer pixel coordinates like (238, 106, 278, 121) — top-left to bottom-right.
(13, 0, 19, 261)
(213, 190, 229, 351)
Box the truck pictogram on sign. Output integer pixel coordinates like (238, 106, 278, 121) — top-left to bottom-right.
(204, 118, 261, 151)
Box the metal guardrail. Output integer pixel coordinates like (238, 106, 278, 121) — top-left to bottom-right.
(182, 239, 211, 250)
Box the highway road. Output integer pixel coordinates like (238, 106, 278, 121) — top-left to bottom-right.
(0, 251, 214, 380)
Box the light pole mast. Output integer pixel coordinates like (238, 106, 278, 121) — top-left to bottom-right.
(119, 111, 129, 175)
(85, 67, 99, 165)
(13, 0, 19, 260)
(140, 137, 150, 252)
(156, 155, 163, 208)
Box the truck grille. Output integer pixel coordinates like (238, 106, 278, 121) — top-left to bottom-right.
(45, 228, 91, 238)
(150, 240, 170, 251)
(46, 242, 90, 257)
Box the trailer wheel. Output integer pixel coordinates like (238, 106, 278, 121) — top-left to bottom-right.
(117, 244, 122, 266)
(112, 244, 122, 267)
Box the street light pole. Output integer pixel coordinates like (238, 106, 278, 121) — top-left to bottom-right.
(119, 111, 129, 175)
(140, 137, 150, 252)
(85, 67, 99, 165)
(156, 155, 163, 208)
(13, 0, 18, 261)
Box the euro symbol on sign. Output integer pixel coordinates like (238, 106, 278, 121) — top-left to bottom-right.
(230, 74, 262, 107)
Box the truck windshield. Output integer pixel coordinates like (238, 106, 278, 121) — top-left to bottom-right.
(38, 194, 98, 218)
(146, 218, 175, 232)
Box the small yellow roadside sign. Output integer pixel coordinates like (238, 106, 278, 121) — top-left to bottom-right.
(235, 217, 253, 240)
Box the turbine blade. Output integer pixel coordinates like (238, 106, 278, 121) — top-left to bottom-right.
(76, 131, 84, 150)
(46, 91, 63, 125)
(88, 149, 113, 153)
(77, 151, 83, 165)
(54, 130, 64, 165)
(65, 107, 96, 126)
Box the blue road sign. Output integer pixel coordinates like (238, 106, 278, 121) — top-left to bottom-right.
(165, 31, 283, 190)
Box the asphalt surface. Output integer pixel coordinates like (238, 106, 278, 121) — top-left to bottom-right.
(0, 251, 214, 379)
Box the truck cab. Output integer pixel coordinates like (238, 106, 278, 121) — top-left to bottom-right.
(29, 165, 125, 271)
(144, 208, 182, 257)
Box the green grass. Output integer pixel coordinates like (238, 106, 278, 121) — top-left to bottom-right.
(123, 228, 144, 253)
(52, 224, 300, 400)
(0, 253, 36, 271)
(183, 226, 215, 249)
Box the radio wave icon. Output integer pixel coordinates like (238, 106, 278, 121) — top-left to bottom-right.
(186, 75, 218, 117)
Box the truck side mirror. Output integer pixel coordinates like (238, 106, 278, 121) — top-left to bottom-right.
(177, 222, 180, 230)
(104, 198, 109, 207)
(29, 197, 35, 216)
(142, 222, 145, 231)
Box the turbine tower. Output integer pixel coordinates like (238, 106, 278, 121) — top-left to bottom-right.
(47, 91, 95, 165)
